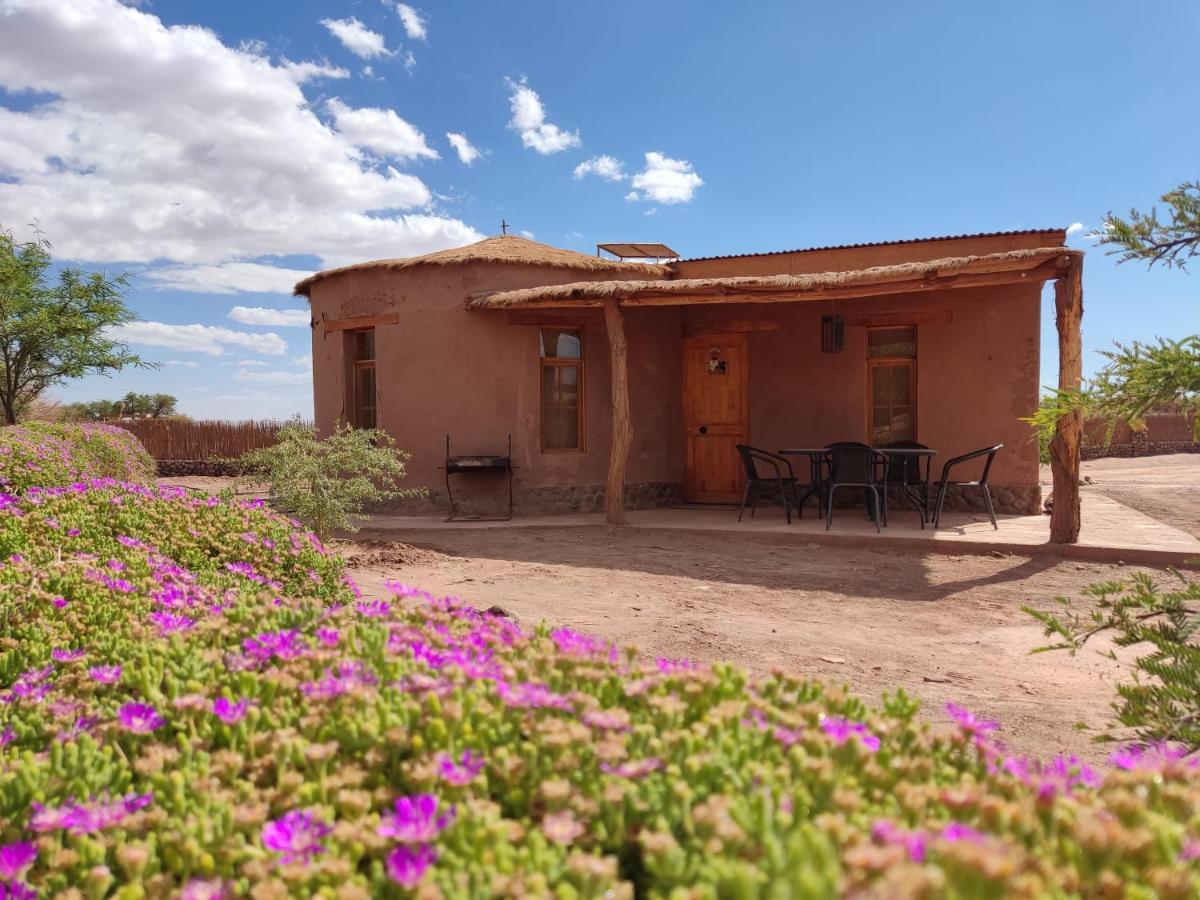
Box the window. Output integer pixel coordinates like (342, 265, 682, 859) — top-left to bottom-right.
(347, 328, 376, 429)
(867, 326, 916, 444)
(539, 327, 584, 451)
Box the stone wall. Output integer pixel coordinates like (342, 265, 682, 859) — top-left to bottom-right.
(749, 481, 1039, 516)
(156, 459, 241, 477)
(1080, 434, 1200, 460)
(373, 481, 683, 518)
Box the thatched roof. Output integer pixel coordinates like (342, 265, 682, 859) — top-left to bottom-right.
(294, 234, 668, 296)
(466, 247, 1082, 310)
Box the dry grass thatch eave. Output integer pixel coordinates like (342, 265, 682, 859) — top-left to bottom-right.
(465, 247, 1083, 310)
(294, 234, 669, 296)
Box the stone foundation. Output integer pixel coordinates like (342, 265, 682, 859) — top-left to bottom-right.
(156, 459, 241, 477)
(373, 480, 684, 518)
(747, 481, 1040, 516)
(1080, 436, 1200, 460)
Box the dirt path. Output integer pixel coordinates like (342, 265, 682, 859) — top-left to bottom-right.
(341, 526, 1151, 764)
(1073, 455, 1200, 539)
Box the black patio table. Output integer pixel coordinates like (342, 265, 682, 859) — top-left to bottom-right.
(779, 446, 938, 524)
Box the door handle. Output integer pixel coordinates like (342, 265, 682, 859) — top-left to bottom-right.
(698, 425, 708, 434)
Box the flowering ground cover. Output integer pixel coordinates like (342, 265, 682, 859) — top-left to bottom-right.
(0, 423, 154, 492)
(0, 434, 1197, 896)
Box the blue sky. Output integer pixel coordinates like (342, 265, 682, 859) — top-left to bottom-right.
(0, 0, 1196, 419)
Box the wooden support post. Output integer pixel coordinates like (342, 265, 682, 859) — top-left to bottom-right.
(1049, 260, 1083, 543)
(603, 297, 632, 526)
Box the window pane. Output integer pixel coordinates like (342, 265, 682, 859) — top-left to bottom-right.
(871, 366, 892, 404)
(355, 365, 376, 429)
(354, 329, 375, 361)
(539, 328, 581, 359)
(867, 326, 916, 359)
(891, 365, 911, 405)
(541, 364, 580, 449)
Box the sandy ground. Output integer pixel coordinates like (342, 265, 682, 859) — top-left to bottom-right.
(160, 454, 1200, 763)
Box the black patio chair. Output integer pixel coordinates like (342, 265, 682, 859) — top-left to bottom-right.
(735, 445, 803, 524)
(883, 440, 933, 528)
(932, 444, 1004, 530)
(823, 442, 889, 532)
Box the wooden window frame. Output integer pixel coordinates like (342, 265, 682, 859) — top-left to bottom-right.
(539, 328, 586, 453)
(866, 325, 917, 445)
(347, 328, 377, 430)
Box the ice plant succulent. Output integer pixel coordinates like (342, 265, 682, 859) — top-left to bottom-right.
(261, 810, 332, 865)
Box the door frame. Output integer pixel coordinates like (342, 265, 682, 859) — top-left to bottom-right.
(682, 330, 749, 502)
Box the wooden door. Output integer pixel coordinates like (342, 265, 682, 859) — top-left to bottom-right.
(683, 332, 748, 502)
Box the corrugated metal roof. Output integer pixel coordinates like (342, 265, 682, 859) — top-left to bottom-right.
(671, 228, 1066, 265)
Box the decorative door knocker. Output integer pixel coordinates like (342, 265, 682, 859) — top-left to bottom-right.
(706, 347, 728, 375)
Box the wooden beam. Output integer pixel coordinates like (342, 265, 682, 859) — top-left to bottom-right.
(506, 309, 603, 327)
(603, 297, 632, 526)
(322, 313, 399, 333)
(1049, 260, 1083, 543)
(844, 308, 953, 327)
(683, 318, 783, 336)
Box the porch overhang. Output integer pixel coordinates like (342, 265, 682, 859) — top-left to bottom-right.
(466, 246, 1085, 546)
(465, 247, 1080, 311)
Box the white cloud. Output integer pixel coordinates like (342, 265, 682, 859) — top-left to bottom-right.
(573, 155, 626, 182)
(629, 152, 703, 204)
(446, 132, 481, 165)
(228, 306, 311, 327)
(235, 368, 312, 385)
(281, 59, 349, 83)
(326, 98, 437, 161)
(293, 353, 313, 368)
(237, 359, 269, 367)
(644, 207, 659, 216)
(624, 190, 641, 202)
(394, 4, 427, 40)
(0, 0, 481, 273)
(505, 77, 580, 155)
(163, 359, 199, 368)
(110, 322, 288, 356)
(142, 262, 315, 294)
(401, 50, 416, 72)
(1066, 222, 1085, 236)
(519, 230, 535, 239)
(320, 17, 391, 59)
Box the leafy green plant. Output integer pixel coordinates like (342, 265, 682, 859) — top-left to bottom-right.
(1098, 180, 1200, 270)
(1024, 570, 1200, 752)
(0, 421, 155, 489)
(235, 420, 416, 540)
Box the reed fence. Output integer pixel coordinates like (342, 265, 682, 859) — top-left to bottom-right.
(115, 419, 304, 461)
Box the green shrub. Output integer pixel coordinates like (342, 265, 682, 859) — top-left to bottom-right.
(0, 421, 155, 490)
(1025, 570, 1200, 752)
(236, 420, 417, 540)
(0, 480, 1197, 897)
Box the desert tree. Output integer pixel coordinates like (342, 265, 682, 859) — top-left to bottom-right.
(1096, 180, 1200, 269)
(0, 227, 151, 424)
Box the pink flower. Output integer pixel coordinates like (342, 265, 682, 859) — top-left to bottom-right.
(436, 750, 485, 786)
(261, 810, 332, 865)
(946, 702, 999, 736)
(118, 702, 164, 734)
(212, 697, 250, 724)
(51, 647, 85, 663)
(600, 758, 662, 779)
(386, 844, 437, 888)
(355, 600, 391, 618)
(378, 794, 455, 843)
(1109, 742, 1196, 771)
(0, 841, 36, 880)
(88, 665, 122, 685)
(180, 879, 231, 900)
(541, 811, 586, 845)
(315, 628, 340, 647)
(821, 716, 880, 752)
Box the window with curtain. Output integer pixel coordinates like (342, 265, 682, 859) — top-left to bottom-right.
(348, 328, 376, 429)
(539, 327, 584, 451)
(867, 325, 916, 444)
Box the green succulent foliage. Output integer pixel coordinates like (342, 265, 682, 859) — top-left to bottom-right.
(1097, 180, 1200, 270)
(1024, 570, 1200, 751)
(0, 421, 156, 489)
(235, 420, 418, 540)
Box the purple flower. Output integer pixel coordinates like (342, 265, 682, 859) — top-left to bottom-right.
(655, 656, 701, 675)
(1109, 742, 1196, 771)
(300, 661, 378, 699)
(946, 702, 999, 736)
(180, 879, 231, 900)
(118, 702, 164, 734)
(386, 844, 437, 889)
(148, 611, 195, 635)
(940, 822, 987, 844)
(30, 792, 152, 835)
(436, 750, 485, 786)
(0, 725, 15, 748)
(242, 629, 304, 662)
(212, 697, 250, 724)
(378, 794, 455, 843)
(0, 841, 36, 880)
(316, 627, 340, 647)
(821, 716, 881, 752)
(51, 597, 68, 609)
(355, 600, 391, 618)
(51, 647, 85, 663)
(872, 820, 928, 862)
(0, 881, 37, 900)
(495, 680, 573, 711)
(261, 809, 332, 865)
(1182, 840, 1200, 862)
(600, 757, 663, 779)
(88, 665, 122, 685)
(551, 627, 616, 660)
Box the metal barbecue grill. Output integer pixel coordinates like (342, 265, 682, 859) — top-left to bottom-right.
(442, 433, 513, 521)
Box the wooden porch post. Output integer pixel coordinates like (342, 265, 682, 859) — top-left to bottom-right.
(603, 297, 632, 525)
(1049, 258, 1083, 543)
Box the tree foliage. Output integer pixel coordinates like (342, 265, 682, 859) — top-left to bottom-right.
(1024, 571, 1200, 753)
(0, 228, 151, 424)
(235, 420, 417, 540)
(1097, 180, 1200, 269)
(65, 392, 178, 421)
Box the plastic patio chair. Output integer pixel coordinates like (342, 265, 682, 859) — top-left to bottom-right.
(735, 444, 803, 524)
(883, 440, 933, 528)
(932, 444, 1004, 530)
(823, 442, 889, 532)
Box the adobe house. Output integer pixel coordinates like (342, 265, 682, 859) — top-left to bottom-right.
(295, 229, 1084, 542)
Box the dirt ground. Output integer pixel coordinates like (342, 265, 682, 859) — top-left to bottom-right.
(161, 454, 1200, 764)
(342, 527, 1152, 764)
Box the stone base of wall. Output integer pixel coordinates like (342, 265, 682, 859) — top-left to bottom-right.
(372, 481, 684, 518)
(748, 482, 1040, 516)
(156, 459, 242, 477)
(1081, 440, 1200, 460)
